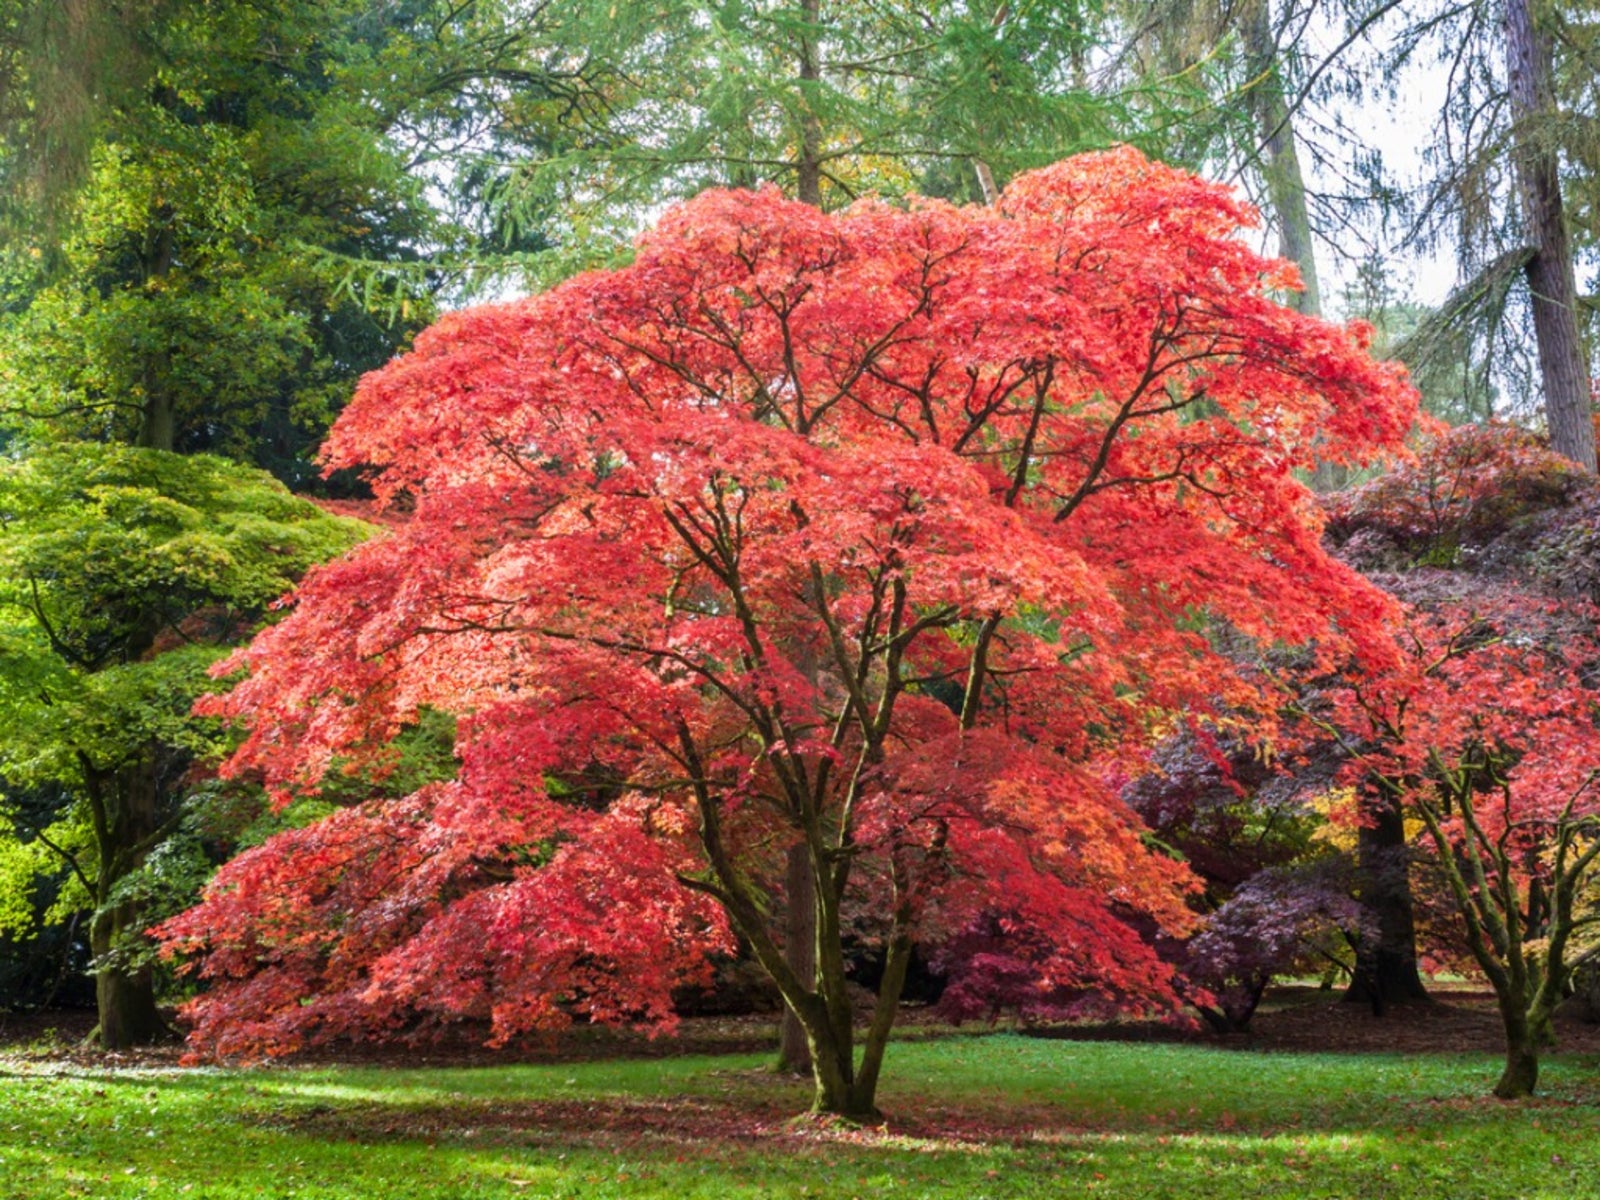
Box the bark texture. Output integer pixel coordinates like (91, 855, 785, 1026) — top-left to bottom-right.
(90, 902, 166, 1049)
(1239, 0, 1348, 491)
(1241, 0, 1323, 321)
(777, 843, 816, 1074)
(1493, 1007, 1541, 1099)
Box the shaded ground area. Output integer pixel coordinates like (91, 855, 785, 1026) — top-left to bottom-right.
(1243, 983, 1600, 1056)
(8, 983, 1600, 1070)
(278, 1087, 1046, 1153)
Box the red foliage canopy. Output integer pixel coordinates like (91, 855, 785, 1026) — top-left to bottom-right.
(161, 149, 1417, 1078)
(1321, 592, 1600, 805)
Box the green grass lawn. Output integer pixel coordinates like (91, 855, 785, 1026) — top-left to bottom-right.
(4, 1035, 1599, 1199)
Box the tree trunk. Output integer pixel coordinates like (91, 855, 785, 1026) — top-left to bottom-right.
(89, 901, 166, 1049)
(1567, 960, 1600, 1023)
(1505, 0, 1596, 473)
(1240, 0, 1323, 322)
(135, 208, 176, 453)
(774, 869, 915, 1119)
(1495, 1041, 1540, 1099)
(1493, 1004, 1541, 1099)
(1239, 0, 1348, 491)
(808, 1040, 857, 1114)
(136, 390, 175, 454)
(777, 843, 816, 1074)
(1346, 794, 1429, 1011)
(804, 1023, 879, 1119)
(85, 754, 171, 1049)
(795, 0, 823, 209)
(782, 973, 871, 1117)
(793, 966, 895, 1120)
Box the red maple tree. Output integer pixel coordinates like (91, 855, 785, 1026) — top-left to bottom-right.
(160, 148, 1417, 1117)
(1295, 588, 1600, 1098)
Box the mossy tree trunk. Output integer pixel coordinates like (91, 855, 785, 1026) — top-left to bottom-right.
(81, 754, 172, 1049)
(1237, 0, 1349, 492)
(1492, 1000, 1544, 1099)
(89, 900, 166, 1049)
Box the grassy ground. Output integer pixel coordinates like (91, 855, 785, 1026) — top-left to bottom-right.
(4, 1034, 1600, 1199)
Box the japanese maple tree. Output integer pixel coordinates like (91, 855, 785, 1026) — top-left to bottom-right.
(161, 148, 1417, 1117)
(1296, 589, 1600, 1098)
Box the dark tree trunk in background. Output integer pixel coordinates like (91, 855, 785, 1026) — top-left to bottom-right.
(1505, 0, 1596, 472)
(1240, 0, 1323, 322)
(134, 208, 176, 453)
(1345, 795, 1429, 1011)
(794, 0, 823, 210)
(1568, 961, 1600, 1023)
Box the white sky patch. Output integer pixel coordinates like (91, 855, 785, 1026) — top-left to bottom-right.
(1285, 7, 1466, 316)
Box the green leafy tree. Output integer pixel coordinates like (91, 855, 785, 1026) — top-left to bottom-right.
(0, 444, 364, 1045)
(0, 1, 181, 234)
(0, 0, 599, 1036)
(491, 0, 1164, 246)
(0, 0, 581, 479)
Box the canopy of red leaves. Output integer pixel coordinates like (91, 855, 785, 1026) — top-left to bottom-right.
(1319, 588, 1600, 829)
(160, 148, 1418, 1058)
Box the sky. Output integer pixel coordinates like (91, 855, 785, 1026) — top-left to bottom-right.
(1295, 4, 1468, 316)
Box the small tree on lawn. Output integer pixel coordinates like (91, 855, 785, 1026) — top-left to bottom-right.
(1300, 593, 1600, 1098)
(160, 148, 1417, 1118)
